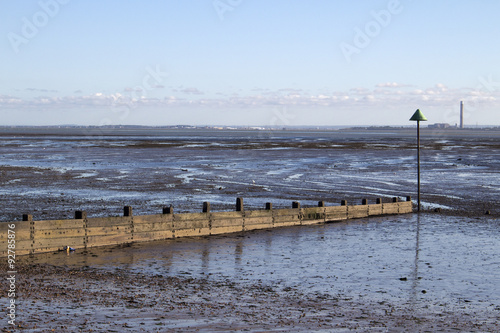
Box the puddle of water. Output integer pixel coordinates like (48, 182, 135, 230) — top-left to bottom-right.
(30, 213, 500, 314)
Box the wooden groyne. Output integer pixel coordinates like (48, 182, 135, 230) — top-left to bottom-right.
(0, 196, 413, 257)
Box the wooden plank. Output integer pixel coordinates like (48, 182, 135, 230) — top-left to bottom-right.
(211, 219, 243, 228)
(86, 226, 131, 237)
(86, 216, 131, 228)
(174, 220, 210, 231)
(348, 205, 369, 219)
(34, 219, 85, 231)
(244, 222, 273, 231)
(210, 225, 243, 235)
(244, 216, 274, 226)
(243, 210, 273, 219)
(211, 211, 244, 219)
(175, 228, 211, 238)
(0, 197, 414, 257)
(273, 214, 301, 227)
(133, 214, 173, 224)
(273, 208, 301, 225)
(209, 211, 244, 230)
(87, 233, 131, 247)
(301, 219, 325, 226)
(133, 230, 174, 241)
(33, 236, 85, 252)
(210, 213, 244, 228)
(174, 212, 210, 222)
(324, 206, 347, 221)
(399, 201, 413, 213)
(302, 207, 325, 225)
(0, 221, 32, 241)
(134, 222, 173, 233)
(34, 228, 85, 239)
(0, 239, 33, 257)
(368, 204, 383, 216)
(382, 202, 399, 214)
(275, 208, 301, 216)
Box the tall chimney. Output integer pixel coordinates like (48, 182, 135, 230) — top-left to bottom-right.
(460, 101, 464, 129)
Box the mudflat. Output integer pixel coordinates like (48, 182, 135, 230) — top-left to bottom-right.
(1, 127, 499, 331)
(4, 257, 499, 332)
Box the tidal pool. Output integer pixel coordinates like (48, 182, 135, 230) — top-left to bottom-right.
(30, 213, 500, 317)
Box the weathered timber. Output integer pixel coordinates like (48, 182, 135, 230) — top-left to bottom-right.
(0, 197, 413, 257)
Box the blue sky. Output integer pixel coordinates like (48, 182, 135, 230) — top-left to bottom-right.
(1, 0, 499, 126)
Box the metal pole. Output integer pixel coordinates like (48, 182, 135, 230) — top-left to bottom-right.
(410, 108, 426, 212)
(417, 120, 421, 212)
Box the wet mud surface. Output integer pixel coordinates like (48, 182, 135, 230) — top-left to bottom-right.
(1, 128, 499, 221)
(4, 214, 500, 332)
(3, 259, 498, 332)
(1, 128, 500, 331)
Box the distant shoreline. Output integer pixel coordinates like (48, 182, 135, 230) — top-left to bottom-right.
(0, 124, 499, 138)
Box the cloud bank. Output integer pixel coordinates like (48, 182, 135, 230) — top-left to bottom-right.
(2, 84, 498, 111)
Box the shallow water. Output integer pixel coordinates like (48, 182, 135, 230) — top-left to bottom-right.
(1, 128, 499, 220)
(3, 128, 500, 330)
(30, 213, 500, 316)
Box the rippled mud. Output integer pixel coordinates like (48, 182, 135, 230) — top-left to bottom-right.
(1, 128, 499, 221)
(1, 128, 499, 331)
(5, 214, 500, 332)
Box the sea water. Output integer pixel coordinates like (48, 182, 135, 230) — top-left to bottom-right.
(2, 127, 500, 315)
(1, 128, 499, 220)
(29, 213, 500, 316)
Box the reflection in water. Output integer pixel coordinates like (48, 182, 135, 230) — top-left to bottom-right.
(26, 214, 500, 315)
(2, 131, 499, 222)
(201, 242, 210, 273)
(410, 213, 421, 307)
(234, 239, 243, 274)
(160, 250, 172, 276)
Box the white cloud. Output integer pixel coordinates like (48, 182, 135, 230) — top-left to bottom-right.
(173, 87, 204, 95)
(2, 84, 499, 121)
(376, 82, 414, 88)
(124, 87, 143, 92)
(25, 88, 59, 93)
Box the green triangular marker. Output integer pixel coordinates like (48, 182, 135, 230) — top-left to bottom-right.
(409, 109, 428, 121)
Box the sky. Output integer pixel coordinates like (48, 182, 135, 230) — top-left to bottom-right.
(1, 0, 500, 127)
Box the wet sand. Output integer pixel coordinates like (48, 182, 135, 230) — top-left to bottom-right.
(5, 214, 500, 331)
(1, 128, 499, 221)
(1, 128, 499, 331)
(4, 258, 499, 332)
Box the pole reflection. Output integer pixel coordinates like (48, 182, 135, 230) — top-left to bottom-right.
(410, 214, 421, 308)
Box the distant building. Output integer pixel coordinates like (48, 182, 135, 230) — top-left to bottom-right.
(460, 101, 464, 129)
(428, 123, 451, 129)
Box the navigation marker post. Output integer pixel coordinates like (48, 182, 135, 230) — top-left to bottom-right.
(409, 109, 427, 212)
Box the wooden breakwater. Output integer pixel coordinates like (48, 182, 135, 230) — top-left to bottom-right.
(0, 196, 413, 257)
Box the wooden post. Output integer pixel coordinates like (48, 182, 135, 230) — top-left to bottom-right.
(124, 206, 133, 217)
(236, 197, 244, 211)
(75, 211, 87, 219)
(203, 202, 210, 213)
(163, 205, 173, 214)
